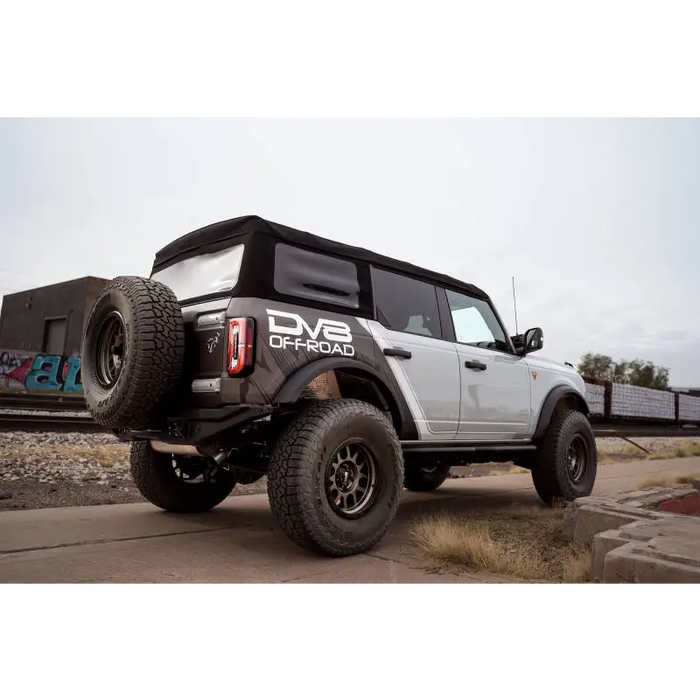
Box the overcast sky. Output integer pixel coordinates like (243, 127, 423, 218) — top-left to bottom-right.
(1, 119, 698, 385)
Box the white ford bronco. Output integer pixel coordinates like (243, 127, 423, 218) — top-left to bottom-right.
(81, 215, 596, 557)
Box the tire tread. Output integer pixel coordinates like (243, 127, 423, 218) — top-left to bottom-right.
(267, 399, 403, 557)
(83, 276, 185, 428)
(130, 441, 235, 513)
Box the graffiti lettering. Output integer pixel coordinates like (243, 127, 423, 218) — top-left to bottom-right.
(0, 350, 82, 392)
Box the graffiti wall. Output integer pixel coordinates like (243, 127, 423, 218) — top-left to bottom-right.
(0, 350, 82, 392)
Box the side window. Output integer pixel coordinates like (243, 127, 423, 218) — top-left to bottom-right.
(445, 289, 509, 352)
(274, 243, 360, 309)
(372, 268, 441, 337)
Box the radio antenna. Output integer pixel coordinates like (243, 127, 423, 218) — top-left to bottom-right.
(512, 276, 519, 335)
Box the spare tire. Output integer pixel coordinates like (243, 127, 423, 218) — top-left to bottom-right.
(81, 276, 185, 428)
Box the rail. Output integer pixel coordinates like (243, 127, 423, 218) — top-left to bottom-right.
(0, 392, 87, 412)
(1, 413, 700, 439)
(0, 380, 699, 437)
(0, 414, 108, 433)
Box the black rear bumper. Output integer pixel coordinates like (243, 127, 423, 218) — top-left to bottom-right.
(114, 404, 274, 445)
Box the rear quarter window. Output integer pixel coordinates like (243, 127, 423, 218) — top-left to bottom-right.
(274, 243, 360, 309)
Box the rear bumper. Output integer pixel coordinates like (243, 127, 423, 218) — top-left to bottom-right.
(114, 404, 274, 445)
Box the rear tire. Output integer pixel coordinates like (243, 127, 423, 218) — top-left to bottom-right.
(130, 441, 236, 513)
(404, 464, 451, 492)
(531, 410, 597, 506)
(82, 276, 185, 428)
(267, 399, 404, 557)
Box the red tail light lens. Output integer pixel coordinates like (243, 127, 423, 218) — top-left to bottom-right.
(227, 317, 255, 376)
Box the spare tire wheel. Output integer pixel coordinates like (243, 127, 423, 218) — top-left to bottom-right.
(81, 276, 185, 428)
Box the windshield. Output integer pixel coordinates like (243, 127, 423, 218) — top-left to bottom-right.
(151, 244, 245, 302)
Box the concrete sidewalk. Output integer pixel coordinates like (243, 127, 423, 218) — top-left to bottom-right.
(1, 457, 699, 583)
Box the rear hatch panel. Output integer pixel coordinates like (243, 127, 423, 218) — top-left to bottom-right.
(180, 306, 228, 407)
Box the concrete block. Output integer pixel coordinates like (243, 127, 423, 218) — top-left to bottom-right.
(565, 485, 700, 583)
(615, 486, 696, 507)
(638, 487, 697, 508)
(562, 499, 660, 547)
(657, 492, 700, 515)
(591, 530, 629, 582)
(604, 542, 700, 584)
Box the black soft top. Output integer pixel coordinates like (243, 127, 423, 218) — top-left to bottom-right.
(152, 215, 489, 301)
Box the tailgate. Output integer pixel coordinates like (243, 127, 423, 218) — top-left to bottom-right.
(182, 309, 227, 402)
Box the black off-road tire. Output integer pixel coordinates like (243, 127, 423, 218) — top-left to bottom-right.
(81, 276, 185, 428)
(404, 463, 451, 491)
(266, 399, 404, 557)
(531, 409, 597, 506)
(130, 441, 236, 513)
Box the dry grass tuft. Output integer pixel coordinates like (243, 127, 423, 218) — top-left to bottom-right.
(411, 515, 516, 573)
(562, 547, 593, 583)
(506, 466, 530, 475)
(637, 477, 674, 488)
(637, 472, 700, 489)
(410, 507, 591, 583)
(598, 438, 700, 465)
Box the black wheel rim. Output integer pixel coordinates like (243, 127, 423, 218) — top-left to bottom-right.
(95, 311, 126, 389)
(326, 441, 378, 518)
(567, 435, 589, 483)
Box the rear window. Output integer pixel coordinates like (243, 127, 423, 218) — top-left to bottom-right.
(274, 243, 360, 309)
(152, 244, 244, 302)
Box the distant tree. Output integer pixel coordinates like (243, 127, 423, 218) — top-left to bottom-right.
(577, 353, 670, 390)
(626, 359, 670, 390)
(611, 360, 629, 383)
(577, 353, 614, 381)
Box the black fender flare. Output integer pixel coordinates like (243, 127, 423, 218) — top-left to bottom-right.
(533, 385, 590, 439)
(272, 357, 418, 440)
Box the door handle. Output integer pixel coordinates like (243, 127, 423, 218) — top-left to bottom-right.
(465, 360, 487, 371)
(384, 347, 412, 359)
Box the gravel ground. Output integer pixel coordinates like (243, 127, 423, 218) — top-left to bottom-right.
(1, 431, 698, 511)
(0, 408, 91, 418)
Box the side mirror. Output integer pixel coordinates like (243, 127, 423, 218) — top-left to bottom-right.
(523, 327, 544, 354)
(511, 333, 525, 352)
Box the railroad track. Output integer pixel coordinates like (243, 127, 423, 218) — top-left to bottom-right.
(594, 425, 700, 438)
(0, 400, 700, 438)
(0, 414, 109, 433)
(0, 393, 87, 412)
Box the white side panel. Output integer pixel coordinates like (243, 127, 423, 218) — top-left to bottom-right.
(360, 319, 461, 441)
(679, 394, 700, 422)
(527, 356, 586, 422)
(454, 344, 532, 440)
(611, 383, 675, 420)
(584, 383, 606, 416)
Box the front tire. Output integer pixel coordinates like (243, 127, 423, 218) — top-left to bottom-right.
(531, 409, 597, 506)
(130, 441, 236, 513)
(404, 463, 451, 492)
(267, 399, 404, 557)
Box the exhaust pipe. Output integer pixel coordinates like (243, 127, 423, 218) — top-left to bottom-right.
(150, 440, 202, 456)
(149, 441, 229, 465)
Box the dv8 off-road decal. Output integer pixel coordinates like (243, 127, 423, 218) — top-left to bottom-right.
(266, 309, 355, 357)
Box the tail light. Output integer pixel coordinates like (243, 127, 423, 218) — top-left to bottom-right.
(227, 317, 255, 376)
